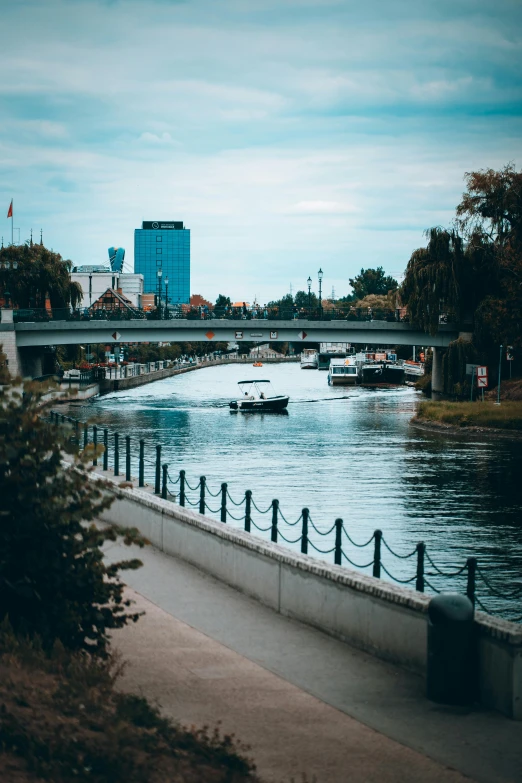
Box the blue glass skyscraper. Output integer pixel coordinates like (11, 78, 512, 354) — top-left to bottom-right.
(134, 220, 190, 304)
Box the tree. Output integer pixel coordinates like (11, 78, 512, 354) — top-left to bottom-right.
(215, 294, 231, 310)
(0, 242, 82, 310)
(349, 267, 398, 299)
(294, 290, 318, 309)
(0, 362, 145, 655)
(401, 228, 467, 335)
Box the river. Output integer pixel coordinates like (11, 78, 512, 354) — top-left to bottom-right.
(79, 362, 522, 621)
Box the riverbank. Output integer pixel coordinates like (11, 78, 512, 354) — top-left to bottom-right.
(413, 399, 522, 435)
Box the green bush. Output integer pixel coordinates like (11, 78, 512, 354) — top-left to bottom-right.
(0, 350, 145, 655)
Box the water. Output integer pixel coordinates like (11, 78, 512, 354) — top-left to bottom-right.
(80, 363, 522, 621)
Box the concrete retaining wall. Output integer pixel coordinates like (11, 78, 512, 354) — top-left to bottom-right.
(99, 477, 522, 720)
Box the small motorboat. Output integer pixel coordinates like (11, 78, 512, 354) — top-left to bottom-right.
(230, 380, 289, 412)
(253, 361, 263, 367)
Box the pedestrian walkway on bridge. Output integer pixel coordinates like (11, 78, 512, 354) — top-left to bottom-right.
(105, 538, 522, 783)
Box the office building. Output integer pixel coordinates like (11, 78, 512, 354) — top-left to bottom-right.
(134, 220, 190, 305)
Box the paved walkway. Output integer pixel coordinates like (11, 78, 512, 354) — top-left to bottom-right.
(106, 540, 522, 783)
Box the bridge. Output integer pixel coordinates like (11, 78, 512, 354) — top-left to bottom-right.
(1, 309, 465, 386)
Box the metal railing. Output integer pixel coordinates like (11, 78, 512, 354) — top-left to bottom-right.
(14, 305, 458, 324)
(49, 410, 520, 624)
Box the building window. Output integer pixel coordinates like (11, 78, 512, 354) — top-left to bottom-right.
(156, 236, 162, 242)
(156, 248, 162, 254)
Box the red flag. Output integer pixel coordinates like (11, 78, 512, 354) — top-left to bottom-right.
(7, 200, 12, 218)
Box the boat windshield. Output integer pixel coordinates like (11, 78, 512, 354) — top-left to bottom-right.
(237, 380, 276, 398)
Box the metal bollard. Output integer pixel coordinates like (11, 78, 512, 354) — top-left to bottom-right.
(179, 470, 186, 507)
(162, 464, 168, 499)
(416, 542, 425, 592)
(466, 557, 477, 607)
(139, 440, 144, 487)
(334, 518, 343, 566)
(221, 482, 227, 523)
(199, 476, 206, 515)
(373, 529, 382, 578)
(271, 499, 279, 542)
(103, 429, 108, 471)
(245, 490, 252, 532)
(114, 433, 120, 476)
(75, 419, 79, 443)
(155, 445, 161, 494)
(125, 436, 131, 481)
(301, 508, 309, 554)
(93, 425, 98, 466)
(83, 423, 88, 450)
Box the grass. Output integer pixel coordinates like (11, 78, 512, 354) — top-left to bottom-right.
(415, 400, 522, 431)
(0, 622, 260, 783)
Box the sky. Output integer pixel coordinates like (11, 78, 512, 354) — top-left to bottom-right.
(1, 0, 521, 303)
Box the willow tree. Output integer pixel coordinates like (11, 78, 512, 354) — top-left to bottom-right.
(0, 242, 82, 310)
(401, 227, 467, 335)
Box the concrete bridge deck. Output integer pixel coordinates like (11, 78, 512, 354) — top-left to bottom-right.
(5, 315, 460, 348)
(105, 536, 521, 783)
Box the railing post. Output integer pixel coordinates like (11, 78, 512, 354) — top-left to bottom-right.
(245, 490, 252, 532)
(221, 482, 227, 523)
(92, 425, 98, 466)
(125, 436, 131, 481)
(199, 476, 206, 515)
(75, 419, 79, 444)
(103, 429, 108, 471)
(83, 423, 88, 450)
(301, 508, 309, 554)
(61, 414, 65, 425)
(271, 499, 279, 542)
(334, 518, 343, 566)
(416, 542, 425, 592)
(139, 440, 144, 487)
(155, 445, 161, 494)
(179, 470, 186, 507)
(466, 557, 477, 608)
(162, 464, 168, 499)
(114, 433, 120, 476)
(373, 529, 382, 578)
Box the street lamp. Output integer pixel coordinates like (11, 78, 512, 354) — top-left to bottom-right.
(164, 275, 169, 319)
(307, 276, 312, 313)
(318, 268, 323, 318)
(157, 267, 163, 319)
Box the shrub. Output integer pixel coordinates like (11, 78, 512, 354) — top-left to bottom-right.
(0, 350, 145, 655)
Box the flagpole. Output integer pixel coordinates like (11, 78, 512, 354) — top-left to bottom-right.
(11, 199, 13, 246)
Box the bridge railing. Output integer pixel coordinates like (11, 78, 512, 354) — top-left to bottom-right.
(13, 305, 452, 324)
(49, 410, 522, 624)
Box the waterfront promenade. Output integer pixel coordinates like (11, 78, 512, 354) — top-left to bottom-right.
(105, 538, 521, 783)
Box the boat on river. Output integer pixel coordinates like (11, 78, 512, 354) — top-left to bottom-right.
(360, 361, 405, 386)
(403, 360, 425, 381)
(328, 357, 360, 385)
(229, 380, 290, 412)
(300, 349, 318, 369)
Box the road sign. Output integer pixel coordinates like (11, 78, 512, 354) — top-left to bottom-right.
(465, 363, 479, 376)
(111, 331, 121, 341)
(205, 331, 215, 340)
(270, 331, 278, 339)
(507, 346, 514, 361)
(235, 330, 243, 339)
(476, 366, 488, 388)
(297, 330, 308, 340)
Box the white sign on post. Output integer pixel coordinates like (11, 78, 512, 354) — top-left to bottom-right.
(476, 366, 488, 388)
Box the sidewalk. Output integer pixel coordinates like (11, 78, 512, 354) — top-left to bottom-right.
(106, 540, 522, 783)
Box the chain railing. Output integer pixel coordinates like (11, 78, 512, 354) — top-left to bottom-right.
(50, 410, 522, 624)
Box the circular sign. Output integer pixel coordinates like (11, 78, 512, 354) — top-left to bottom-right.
(152, 221, 159, 229)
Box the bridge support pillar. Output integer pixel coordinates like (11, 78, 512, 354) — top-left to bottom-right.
(0, 310, 21, 377)
(431, 346, 444, 399)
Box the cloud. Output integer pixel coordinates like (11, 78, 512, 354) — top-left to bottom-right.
(0, 0, 520, 302)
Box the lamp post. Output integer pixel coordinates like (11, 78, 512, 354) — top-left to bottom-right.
(318, 268, 323, 319)
(164, 275, 169, 319)
(157, 267, 163, 319)
(307, 276, 312, 313)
